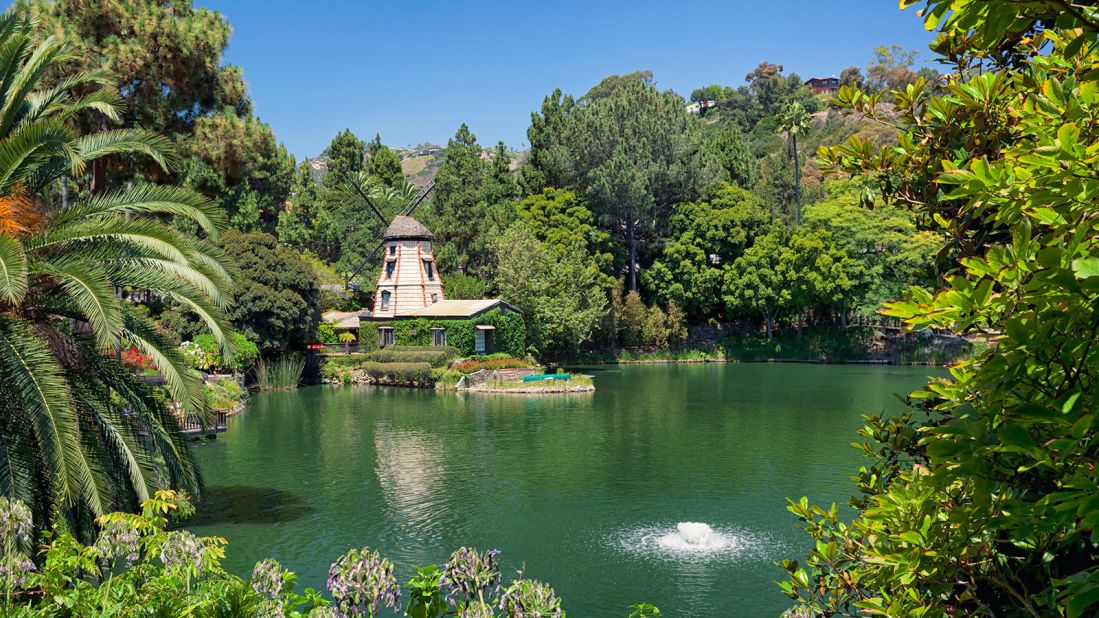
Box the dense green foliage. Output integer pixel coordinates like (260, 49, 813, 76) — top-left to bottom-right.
(3, 492, 658, 617)
(179, 332, 259, 374)
(424, 124, 517, 277)
(0, 13, 238, 538)
(361, 310, 526, 358)
(780, 3, 1099, 616)
(524, 80, 715, 291)
(219, 230, 320, 354)
(361, 361, 434, 385)
(493, 225, 607, 354)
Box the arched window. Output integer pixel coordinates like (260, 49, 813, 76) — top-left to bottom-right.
(423, 259, 434, 280)
(385, 260, 395, 279)
(380, 291, 391, 310)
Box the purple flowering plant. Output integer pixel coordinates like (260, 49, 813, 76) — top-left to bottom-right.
(327, 546, 401, 617)
(94, 519, 141, 567)
(0, 489, 653, 616)
(440, 547, 502, 609)
(0, 496, 35, 600)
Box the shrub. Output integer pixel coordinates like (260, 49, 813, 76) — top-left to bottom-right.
(452, 357, 528, 374)
(324, 353, 370, 368)
(182, 333, 260, 373)
(317, 321, 338, 344)
(205, 377, 246, 410)
(361, 362, 433, 384)
(365, 346, 457, 367)
(431, 367, 463, 389)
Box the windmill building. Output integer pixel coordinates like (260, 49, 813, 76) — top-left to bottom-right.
(357, 215, 522, 355)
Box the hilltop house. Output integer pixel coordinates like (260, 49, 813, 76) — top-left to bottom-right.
(357, 216, 524, 356)
(805, 76, 840, 95)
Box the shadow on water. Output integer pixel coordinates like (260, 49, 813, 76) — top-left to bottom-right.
(188, 485, 314, 525)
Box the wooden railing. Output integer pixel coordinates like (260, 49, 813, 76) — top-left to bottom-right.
(177, 411, 228, 437)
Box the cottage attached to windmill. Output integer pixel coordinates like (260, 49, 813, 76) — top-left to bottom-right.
(358, 215, 524, 356)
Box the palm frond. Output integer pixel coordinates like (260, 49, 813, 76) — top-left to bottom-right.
(105, 257, 229, 310)
(0, 233, 27, 304)
(0, 395, 40, 522)
(81, 344, 201, 496)
(68, 376, 151, 506)
(0, 316, 77, 512)
(26, 216, 194, 264)
(0, 19, 35, 111)
(72, 129, 178, 177)
(186, 245, 234, 305)
(0, 33, 68, 137)
(0, 120, 75, 196)
(30, 256, 121, 348)
(61, 183, 226, 236)
(24, 68, 119, 123)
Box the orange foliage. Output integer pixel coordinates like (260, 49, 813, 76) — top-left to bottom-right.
(0, 188, 40, 236)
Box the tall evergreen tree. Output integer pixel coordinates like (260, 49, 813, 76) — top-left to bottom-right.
(564, 81, 716, 291)
(519, 88, 576, 194)
(323, 129, 365, 187)
(366, 134, 405, 188)
(426, 124, 515, 276)
(16, 0, 249, 186)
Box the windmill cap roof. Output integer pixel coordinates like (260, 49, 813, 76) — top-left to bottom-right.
(385, 216, 433, 239)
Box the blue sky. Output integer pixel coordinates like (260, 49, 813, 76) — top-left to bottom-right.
(198, 1, 936, 158)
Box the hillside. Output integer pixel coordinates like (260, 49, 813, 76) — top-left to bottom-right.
(396, 145, 445, 187)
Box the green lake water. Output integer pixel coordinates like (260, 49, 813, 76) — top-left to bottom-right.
(187, 363, 939, 616)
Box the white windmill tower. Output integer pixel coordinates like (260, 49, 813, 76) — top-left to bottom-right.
(370, 215, 445, 318)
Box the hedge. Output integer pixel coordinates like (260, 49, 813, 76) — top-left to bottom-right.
(323, 353, 370, 368)
(364, 346, 458, 367)
(361, 362, 433, 384)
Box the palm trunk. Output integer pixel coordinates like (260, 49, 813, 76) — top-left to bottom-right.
(90, 159, 107, 196)
(627, 217, 637, 292)
(60, 174, 69, 209)
(765, 312, 773, 339)
(792, 134, 802, 227)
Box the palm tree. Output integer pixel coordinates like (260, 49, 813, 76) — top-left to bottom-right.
(776, 101, 812, 338)
(777, 101, 811, 227)
(0, 15, 233, 534)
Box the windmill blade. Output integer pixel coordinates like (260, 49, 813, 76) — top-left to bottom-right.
(402, 181, 434, 216)
(346, 182, 435, 291)
(345, 238, 387, 288)
(348, 178, 388, 224)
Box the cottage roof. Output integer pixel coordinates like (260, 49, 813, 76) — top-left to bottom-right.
(384, 216, 433, 240)
(321, 310, 364, 329)
(394, 298, 520, 319)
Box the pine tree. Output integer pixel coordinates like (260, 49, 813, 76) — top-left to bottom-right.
(324, 129, 365, 187)
(426, 124, 515, 277)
